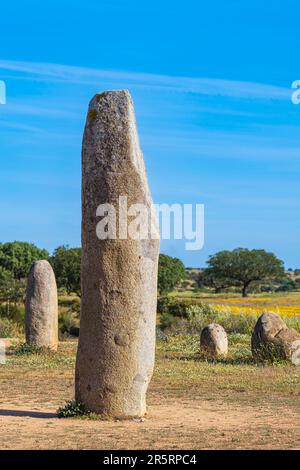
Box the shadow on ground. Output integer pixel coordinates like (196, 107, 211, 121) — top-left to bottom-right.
(0, 409, 57, 419)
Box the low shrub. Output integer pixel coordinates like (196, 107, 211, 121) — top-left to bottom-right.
(0, 303, 25, 323)
(159, 299, 259, 336)
(58, 297, 80, 312)
(157, 296, 173, 315)
(13, 343, 45, 356)
(160, 312, 183, 331)
(0, 317, 22, 338)
(57, 400, 88, 418)
(58, 311, 79, 338)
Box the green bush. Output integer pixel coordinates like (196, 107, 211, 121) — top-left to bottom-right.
(58, 311, 80, 338)
(159, 299, 259, 336)
(13, 343, 45, 355)
(157, 297, 197, 319)
(160, 312, 180, 330)
(57, 400, 87, 418)
(58, 296, 80, 338)
(168, 301, 189, 318)
(0, 317, 22, 338)
(187, 304, 256, 335)
(157, 296, 173, 315)
(0, 303, 25, 323)
(58, 297, 80, 311)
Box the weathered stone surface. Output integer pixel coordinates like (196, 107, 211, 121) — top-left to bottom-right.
(251, 311, 300, 365)
(200, 323, 228, 357)
(75, 90, 160, 418)
(25, 260, 58, 351)
(0, 338, 15, 349)
(276, 328, 300, 365)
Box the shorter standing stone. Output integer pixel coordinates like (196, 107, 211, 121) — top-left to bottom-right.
(200, 323, 228, 357)
(251, 311, 300, 365)
(25, 260, 58, 351)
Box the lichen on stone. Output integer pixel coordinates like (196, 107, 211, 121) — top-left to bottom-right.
(96, 92, 106, 102)
(88, 109, 98, 121)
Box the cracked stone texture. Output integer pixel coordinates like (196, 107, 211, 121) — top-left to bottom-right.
(75, 90, 160, 417)
(25, 260, 58, 351)
(200, 323, 228, 357)
(251, 311, 300, 365)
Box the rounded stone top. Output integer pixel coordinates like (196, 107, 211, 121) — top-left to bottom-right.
(30, 259, 53, 271)
(94, 89, 130, 99)
(254, 311, 286, 338)
(205, 323, 226, 333)
(88, 89, 131, 109)
(28, 260, 56, 284)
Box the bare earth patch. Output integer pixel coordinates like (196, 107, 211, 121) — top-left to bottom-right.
(0, 340, 299, 450)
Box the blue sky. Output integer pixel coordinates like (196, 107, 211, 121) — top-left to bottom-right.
(0, 0, 300, 268)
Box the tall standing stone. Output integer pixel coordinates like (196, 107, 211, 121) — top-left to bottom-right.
(25, 260, 58, 351)
(75, 90, 160, 418)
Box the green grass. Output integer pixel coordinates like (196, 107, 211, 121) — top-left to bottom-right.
(154, 333, 299, 407)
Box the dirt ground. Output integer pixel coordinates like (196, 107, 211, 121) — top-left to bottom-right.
(0, 340, 299, 450)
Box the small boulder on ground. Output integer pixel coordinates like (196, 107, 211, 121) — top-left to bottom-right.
(251, 311, 300, 365)
(200, 323, 228, 357)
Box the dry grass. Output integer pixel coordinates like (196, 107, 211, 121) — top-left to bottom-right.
(0, 336, 299, 449)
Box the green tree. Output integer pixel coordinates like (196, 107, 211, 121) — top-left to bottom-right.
(274, 276, 296, 292)
(206, 248, 285, 297)
(0, 241, 49, 279)
(197, 268, 233, 293)
(0, 267, 26, 317)
(51, 246, 81, 296)
(158, 254, 185, 294)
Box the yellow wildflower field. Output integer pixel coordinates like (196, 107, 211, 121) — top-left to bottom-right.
(205, 292, 300, 317)
(212, 304, 300, 317)
(172, 291, 300, 317)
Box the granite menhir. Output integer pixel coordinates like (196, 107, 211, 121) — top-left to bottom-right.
(25, 260, 58, 351)
(75, 90, 160, 417)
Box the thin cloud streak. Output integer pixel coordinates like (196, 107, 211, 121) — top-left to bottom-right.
(0, 60, 291, 101)
(2, 102, 78, 118)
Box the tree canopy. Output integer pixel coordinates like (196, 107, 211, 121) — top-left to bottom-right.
(197, 268, 233, 293)
(158, 254, 185, 294)
(0, 241, 49, 279)
(50, 246, 81, 296)
(205, 248, 285, 297)
(0, 266, 26, 308)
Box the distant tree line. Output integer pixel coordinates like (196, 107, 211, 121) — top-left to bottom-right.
(0, 242, 49, 310)
(0, 242, 186, 301)
(0, 242, 299, 304)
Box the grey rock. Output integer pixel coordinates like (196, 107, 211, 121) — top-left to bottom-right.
(75, 90, 160, 418)
(251, 311, 300, 365)
(200, 323, 228, 357)
(25, 260, 58, 350)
